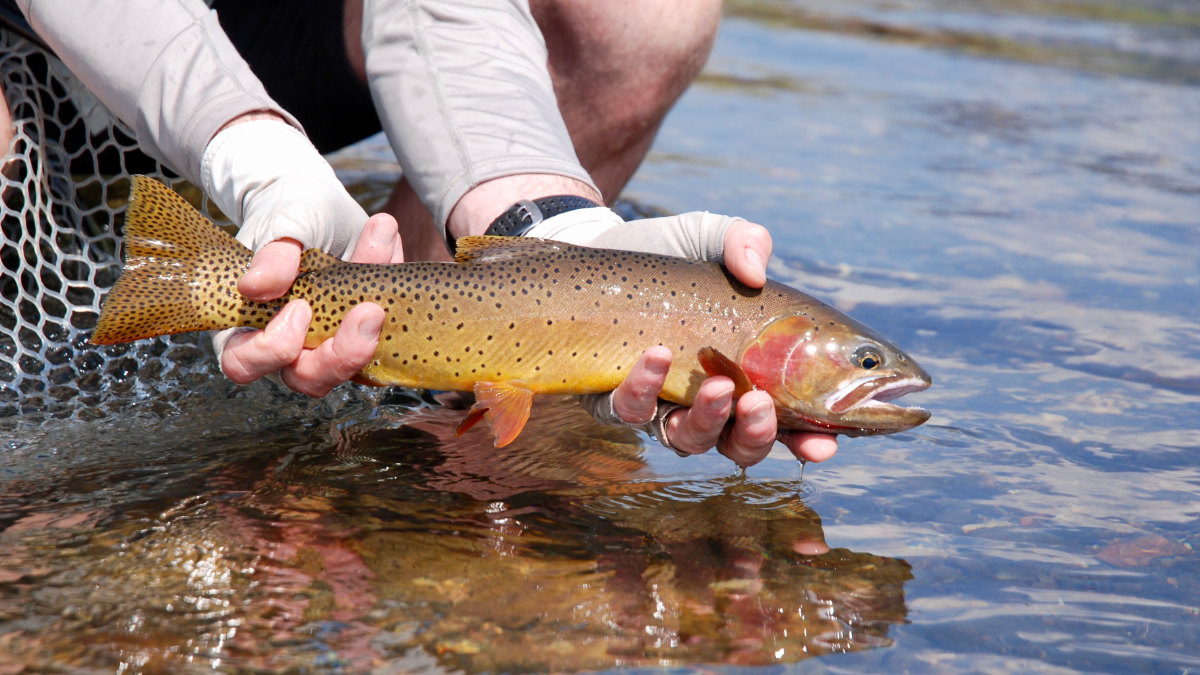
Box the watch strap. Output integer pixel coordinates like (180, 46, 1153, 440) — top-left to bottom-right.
(484, 195, 601, 238)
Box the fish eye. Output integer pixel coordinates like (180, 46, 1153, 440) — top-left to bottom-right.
(855, 346, 883, 370)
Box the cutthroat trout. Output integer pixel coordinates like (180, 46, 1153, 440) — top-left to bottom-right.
(92, 177, 931, 446)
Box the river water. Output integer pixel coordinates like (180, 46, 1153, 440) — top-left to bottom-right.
(2, 0, 1200, 672)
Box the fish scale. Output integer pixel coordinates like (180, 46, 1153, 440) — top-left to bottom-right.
(93, 176, 931, 446)
(309, 247, 796, 401)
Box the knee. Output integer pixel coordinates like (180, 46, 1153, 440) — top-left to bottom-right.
(629, 0, 723, 86)
(536, 0, 722, 102)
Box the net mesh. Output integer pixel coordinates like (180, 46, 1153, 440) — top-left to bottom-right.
(1, 26, 228, 429)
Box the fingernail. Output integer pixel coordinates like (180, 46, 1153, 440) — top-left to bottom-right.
(744, 248, 765, 280)
(358, 311, 383, 339)
(239, 265, 277, 301)
(639, 347, 671, 379)
(370, 221, 394, 248)
(713, 385, 735, 408)
(746, 400, 772, 424)
(240, 263, 266, 286)
(648, 358, 670, 379)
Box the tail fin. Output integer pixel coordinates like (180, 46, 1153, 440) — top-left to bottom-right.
(90, 176, 255, 345)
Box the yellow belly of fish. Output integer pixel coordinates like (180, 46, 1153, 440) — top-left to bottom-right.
(307, 309, 715, 403)
(396, 321, 685, 393)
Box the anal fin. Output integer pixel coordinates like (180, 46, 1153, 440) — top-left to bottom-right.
(455, 380, 535, 447)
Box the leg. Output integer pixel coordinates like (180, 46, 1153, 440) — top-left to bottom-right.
(530, 0, 722, 201)
(359, 0, 722, 261)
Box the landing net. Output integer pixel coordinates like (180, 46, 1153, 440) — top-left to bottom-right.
(0, 25, 227, 427)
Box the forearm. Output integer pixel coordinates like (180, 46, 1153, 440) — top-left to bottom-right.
(361, 0, 597, 234)
(18, 0, 299, 185)
(446, 173, 600, 241)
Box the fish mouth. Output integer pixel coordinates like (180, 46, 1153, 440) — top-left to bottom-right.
(826, 375, 931, 418)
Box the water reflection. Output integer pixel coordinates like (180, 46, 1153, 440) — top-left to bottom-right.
(0, 396, 910, 672)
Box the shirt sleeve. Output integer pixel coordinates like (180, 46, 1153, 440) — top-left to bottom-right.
(18, 0, 302, 186)
(361, 0, 597, 231)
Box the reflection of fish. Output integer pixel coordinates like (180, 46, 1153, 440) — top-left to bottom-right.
(93, 177, 931, 446)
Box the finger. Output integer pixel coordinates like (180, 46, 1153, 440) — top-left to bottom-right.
(716, 390, 779, 467)
(722, 220, 773, 289)
(349, 213, 405, 264)
(221, 299, 310, 384)
(781, 432, 839, 463)
(610, 345, 673, 424)
(238, 238, 303, 301)
(662, 376, 736, 455)
(279, 302, 384, 397)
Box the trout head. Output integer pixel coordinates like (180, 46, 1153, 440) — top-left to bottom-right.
(738, 313, 931, 436)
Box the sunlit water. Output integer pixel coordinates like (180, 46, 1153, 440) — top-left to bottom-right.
(3, 1, 1199, 672)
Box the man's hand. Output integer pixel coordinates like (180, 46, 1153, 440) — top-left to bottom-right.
(219, 214, 404, 397)
(202, 114, 407, 396)
(606, 220, 838, 467)
(531, 208, 840, 467)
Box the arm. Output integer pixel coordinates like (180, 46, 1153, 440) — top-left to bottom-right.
(359, 0, 837, 465)
(361, 0, 597, 235)
(20, 1, 401, 394)
(18, 0, 296, 188)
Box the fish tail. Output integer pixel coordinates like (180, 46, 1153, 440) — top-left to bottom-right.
(90, 176, 258, 345)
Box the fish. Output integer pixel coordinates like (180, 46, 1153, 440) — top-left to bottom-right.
(91, 176, 931, 446)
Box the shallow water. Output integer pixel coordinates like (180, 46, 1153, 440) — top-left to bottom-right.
(3, 0, 1200, 672)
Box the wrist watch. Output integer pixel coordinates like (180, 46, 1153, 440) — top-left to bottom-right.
(483, 195, 600, 238)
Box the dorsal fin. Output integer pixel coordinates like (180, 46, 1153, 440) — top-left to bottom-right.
(453, 235, 563, 263)
(122, 175, 242, 258)
(299, 247, 341, 274)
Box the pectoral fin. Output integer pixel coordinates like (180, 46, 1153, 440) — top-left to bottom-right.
(697, 347, 756, 397)
(455, 380, 535, 447)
